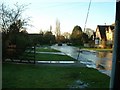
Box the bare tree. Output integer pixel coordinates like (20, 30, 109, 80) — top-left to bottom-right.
(0, 3, 30, 34)
(55, 19, 61, 43)
(0, 3, 31, 61)
(55, 19, 61, 37)
(50, 25, 52, 32)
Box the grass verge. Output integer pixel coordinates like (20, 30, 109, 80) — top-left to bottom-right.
(36, 53, 76, 61)
(82, 48, 113, 52)
(19, 53, 76, 61)
(2, 63, 110, 88)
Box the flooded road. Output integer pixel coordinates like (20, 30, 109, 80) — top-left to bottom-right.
(51, 44, 112, 76)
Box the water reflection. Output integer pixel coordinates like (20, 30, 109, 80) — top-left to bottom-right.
(79, 51, 112, 76)
(96, 52, 112, 70)
(51, 44, 113, 76)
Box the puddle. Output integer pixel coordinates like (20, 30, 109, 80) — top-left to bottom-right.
(99, 70, 111, 77)
(80, 61, 96, 68)
(68, 80, 89, 89)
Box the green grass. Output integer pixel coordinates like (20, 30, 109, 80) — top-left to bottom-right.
(19, 53, 76, 61)
(2, 63, 110, 88)
(36, 47, 60, 52)
(36, 53, 76, 61)
(19, 46, 76, 61)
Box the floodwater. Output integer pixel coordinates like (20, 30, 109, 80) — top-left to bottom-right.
(51, 44, 112, 77)
(37, 61, 75, 63)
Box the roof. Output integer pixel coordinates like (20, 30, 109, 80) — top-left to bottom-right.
(97, 25, 114, 41)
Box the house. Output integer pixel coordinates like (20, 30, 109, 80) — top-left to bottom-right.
(95, 25, 114, 48)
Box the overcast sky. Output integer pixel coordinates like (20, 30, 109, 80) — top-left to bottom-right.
(1, 0, 116, 34)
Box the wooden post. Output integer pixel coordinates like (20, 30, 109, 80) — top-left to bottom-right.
(110, 0, 120, 89)
(34, 43, 36, 64)
(0, 32, 2, 90)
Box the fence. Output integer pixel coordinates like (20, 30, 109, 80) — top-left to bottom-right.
(4, 45, 36, 64)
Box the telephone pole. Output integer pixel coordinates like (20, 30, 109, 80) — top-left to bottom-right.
(110, 0, 120, 89)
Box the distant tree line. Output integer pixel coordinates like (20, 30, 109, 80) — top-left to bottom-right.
(29, 31, 55, 46)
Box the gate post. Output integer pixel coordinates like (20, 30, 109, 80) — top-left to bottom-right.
(110, 0, 120, 89)
(34, 43, 36, 64)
